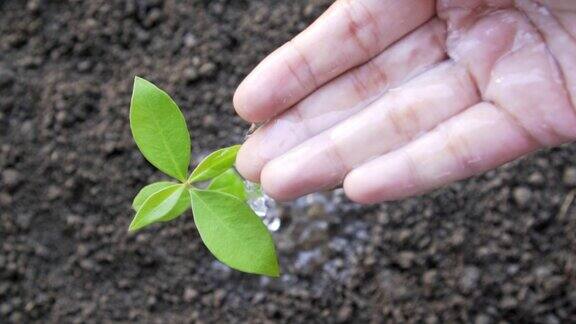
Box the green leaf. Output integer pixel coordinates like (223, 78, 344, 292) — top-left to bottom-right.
(158, 189, 190, 222)
(188, 145, 241, 183)
(132, 182, 190, 221)
(132, 181, 176, 211)
(207, 169, 247, 200)
(130, 77, 191, 182)
(189, 189, 279, 276)
(129, 184, 187, 232)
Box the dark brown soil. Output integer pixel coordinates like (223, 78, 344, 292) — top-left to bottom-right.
(1, 0, 576, 323)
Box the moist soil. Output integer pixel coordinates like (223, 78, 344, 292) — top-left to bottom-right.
(1, 0, 576, 323)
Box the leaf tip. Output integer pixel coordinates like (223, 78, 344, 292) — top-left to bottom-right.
(268, 269, 280, 278)
(257, 255, 280, 277)
(268, 260, 281, 277)
(128, 218, 141, 233)
(132, 76, 151, 93)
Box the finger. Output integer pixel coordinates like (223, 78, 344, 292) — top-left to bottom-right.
(535, 0, 576, 11)
(343, 102, 539, 203)
(554, 11, 576, 40)
(517, 0, 576, 109)
(233, 0, 436, 122)
(259, 62, 480, 201)
(445, 7, 576, 144)
(237, 19, 448, 182)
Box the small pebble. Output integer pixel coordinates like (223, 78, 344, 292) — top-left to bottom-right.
(46, 185, 62, 200)
(183, 67, 199, 82)
(563, 167, 576, 186)
(198, 62, 216, 76)
(460, 266, 481, 293)
(513, 187, 532, 207)
(337, 305, 353, 321)
(2, 169, 20, 189)
(183, 33, 198, 48)
(475, 314, 491, 324)
(397, 251, 416, 269)
(527, 171, 544, 185)
(183, 287, 198, 302)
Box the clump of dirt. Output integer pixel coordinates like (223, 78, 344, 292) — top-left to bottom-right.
(1, 0, 576, 323)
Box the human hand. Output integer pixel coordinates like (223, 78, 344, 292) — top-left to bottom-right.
(233, 0, 576, 203)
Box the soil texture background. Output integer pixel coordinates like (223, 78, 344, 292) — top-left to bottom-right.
(1, 0, 576, 323)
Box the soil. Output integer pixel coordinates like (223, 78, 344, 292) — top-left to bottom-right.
(1, 0, 576, 323)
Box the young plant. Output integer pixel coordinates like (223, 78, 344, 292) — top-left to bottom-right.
(128, 77, 279, 277)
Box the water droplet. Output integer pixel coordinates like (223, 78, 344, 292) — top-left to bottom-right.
(245, 181, 282, 232)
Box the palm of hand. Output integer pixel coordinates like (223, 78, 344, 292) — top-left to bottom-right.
(234, 0, 576, 203)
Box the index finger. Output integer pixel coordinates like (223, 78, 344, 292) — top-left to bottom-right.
(233, 0, 436, 122)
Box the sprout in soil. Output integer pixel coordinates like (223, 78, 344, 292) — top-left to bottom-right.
(128, 76, 279, 277)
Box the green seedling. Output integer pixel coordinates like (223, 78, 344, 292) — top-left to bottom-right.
(128, 77, 279, 277)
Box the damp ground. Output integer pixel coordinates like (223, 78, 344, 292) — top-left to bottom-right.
(1, 0, 576, 323)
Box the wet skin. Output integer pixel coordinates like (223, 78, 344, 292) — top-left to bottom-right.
(233, 0, 576, 203)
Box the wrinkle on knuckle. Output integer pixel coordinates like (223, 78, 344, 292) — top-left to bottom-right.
(387, 98, 422, 144)
(440, 125, 479, 175)
(340, 0, 381, 59)
(349, 68, 372, 99)
(285, 40, 319, 93)
(401, 149, 423, 192)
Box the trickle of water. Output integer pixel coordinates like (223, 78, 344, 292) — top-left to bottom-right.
(245, 123, 261, 138)
(245, 181, 282, 232)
